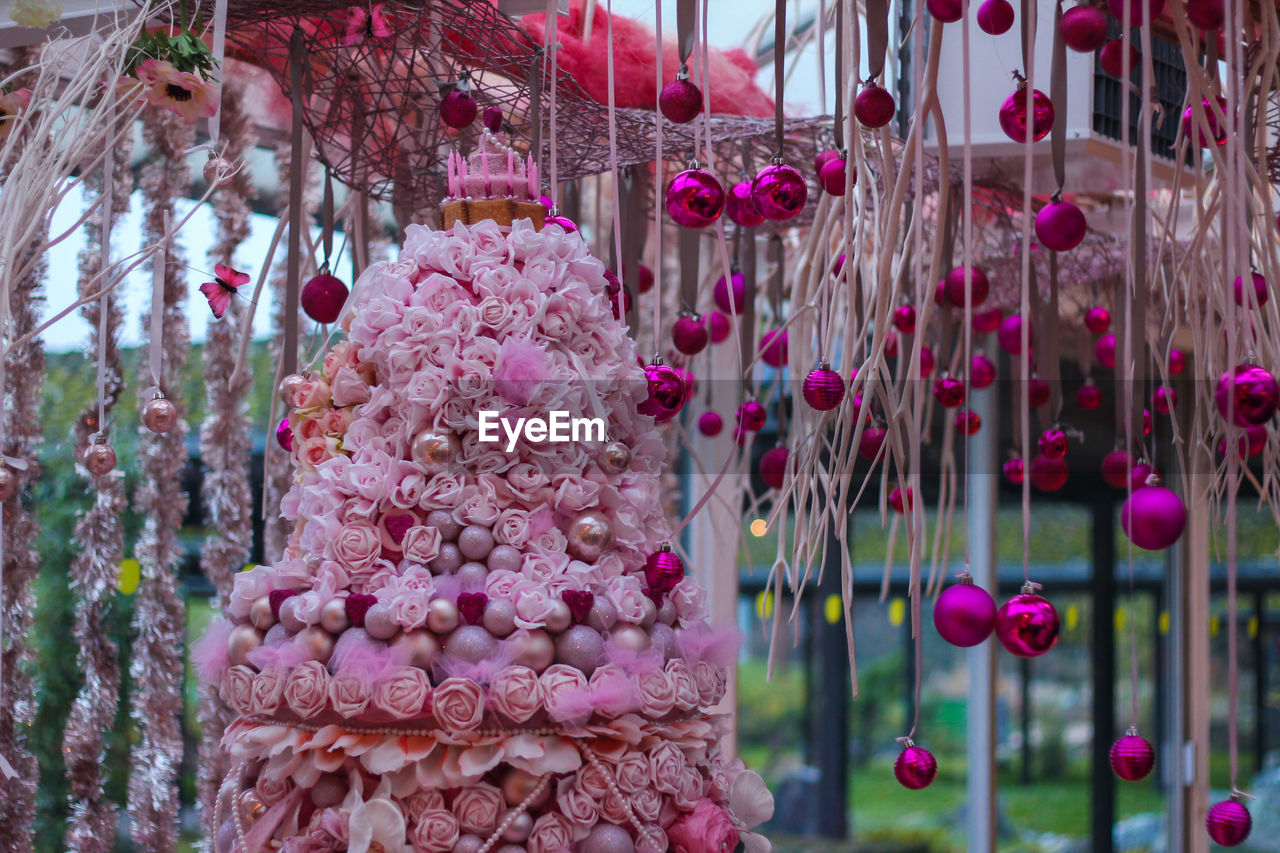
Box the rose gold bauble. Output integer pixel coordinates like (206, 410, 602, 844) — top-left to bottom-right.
(0, 467, 17, 501)
(500, 811, 534, 843)
(83, 443, 117, 475)
(511, 628, 555, 672)
(390, 628, 441, 669)
(203, 156, 233, 187)
(319, 598, 350, 633)
(278, 597, 306, 633)
(483, 598, 518, 637)
(544, 599, 572, 633)
(297, 625, 335, 664)
(610, 624, 651, 654)
(565, 510, 614, 561)
(278, 373, 305, 408)
(598, 440, 632, 474)
(309, 774, 347, 808)
(249, 596, 277, 631)
(501, 769, 552, 809)
(426, 598, 460, 634)
(226, 623, 265, 667)
(142, 397, 179, 434)
(238, 789, 267, 825)
(411, 429, 460, 473)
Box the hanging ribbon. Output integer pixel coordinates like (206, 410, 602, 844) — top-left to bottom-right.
(284, 29, 306, 378)
(676, 0, 697, 70)
(865, 0, 889, 83)
(321, 167, 334, 272)
(146, 211, 169, 398)
(770, 234, 786, 440)
(207, 0, 229, 152)
(1049, 0, 1067, 196)
(1020, 0, 1033, 76)
(834, 0, 845, 151)
(772, 0, 786, 157)
(740, 229, 757, 394)
(678, 227, 700, 316)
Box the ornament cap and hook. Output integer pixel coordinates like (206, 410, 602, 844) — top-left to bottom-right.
(1020, 579, 1042, 595)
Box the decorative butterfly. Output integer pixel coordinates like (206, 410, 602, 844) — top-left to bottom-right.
(343, 4, 392, 47)
(199, 264, 250, 319)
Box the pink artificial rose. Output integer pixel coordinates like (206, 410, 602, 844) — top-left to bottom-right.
(389, 589, 430, 630)
(327, 669, 372, 718)
(330, 366, 371, 407)
(608, 576, 650, 625)
(372, 666, 431, 720)
(674, 768, 708, 811)
(331, 522, 382, 573)
(431, 677, 484, 732)
(636, 669, 678, 718)
(598, 790, 632, 827)
(401, 525, 442, 565)
(476, 295, 514, 332)
(410, 810, 459, 853)
(666, 800, 740, 853)
(452, 783, 502, 834)
(401, 791, 446, 823)
(692, 662, 723, 708)
(250, 668, 285, 716)
(299, 437, 331, 469)
(293, 378, 332, 410)
(555, 776, 599, 828)
(513, 582, 556, 629)
(576, 763, 612, 800)
(527, 813, 574, 853)
(469, 220, 511, 264)
(505, 462, 549, 502)
(539, 664, 591, 724)
(283, 661, 330, 718)
(455, 485, 500, 526)
(670, 581, 710, 625)
(222, 665, 255, 715)
(389, 470, 427, 510)
(420, 472, 465, 509)
(649, 743, 686, 795)
(294, 414, 325, 442)
(631, 788, 664, 823)
(613, 750, 651, 794)
(255, 772, 291, 806)
(322, 408, 355, 437)
(667, 660, 700, 712)
(487, 666, 541, 723)
(484, 570, 521, 600)
(588, 664, 635, 719)
(492, 508, 533, 548)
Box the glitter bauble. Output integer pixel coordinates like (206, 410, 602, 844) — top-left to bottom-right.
(659, 76, 703, 123)
(713, 271, 747, 314)
(725, 180, 765, 227)
(511, 628, 556, 672)
(1077, 383, 1102, 410)
(944, 266, 990, 308)
(546, 213, 579, 232)
(1107, 0, 1165, 26)
(1215, 364, 1280, 426)
(1182, 96, 1229, 147)
(300, 273, 349, 324)
(566, 510, 614, 561)
(483, 599, 517, 637)
(1233, 271, 1269, 307)
(1003, 457, 1025, 485)
(1168, 347, 1185, 374)
(999, 87, 1054, 144)
(363, 603, 399, 640)
(751, 163, 808, 221)
(1085, 306, 1111, 334)
(704, 310, 731, 343)
(555, 624, 605, 676)
(1109, 730, 1155, 781)
(698, 411, 723, 436)
(562, 590, 594, 624)
(971, 353, 996, 389)
(645, 546, 685, 592)
(1099, 39, 1140, 78)
(142, 397, 179, 434)
(1035, 199, 1087, 251)
(933, 375, 966, 408)
(737, 400, 768, 432)
(1030, 454, 1068, 492)
(889, 487, 912, 514)
(859, 426, 887, 461)
(956, 411, 982, 435)
(389, 628, 441, 669)
(1095, 333, 1117, 369)
(854, 84, 896, 128)
(1101, 450, 1134, 488)
(1206, 798, 1252, 847)
(934, 578, 997, 646)
(1185, 0, 1224, 30)
(439, 89, 478, 128)
(977, 0, 1015, 33)
(429, 542, 464, 574)
(672, 315, 709, 355)
(1153, 385, 1176, 415)
(456, 561, 489, 590)
(893, 304, 917, 334)
(275, 417, 292, 451)
(226, 623, 264, 666)
(458, 524, 495, 560)
(581, 824, 636, 853)
(1028, 377, 1050, 407)
(1060, 5, 1108, 52)
(1038, 428, 1068, 459)
(760, 329, 788, 367)
(894, 743, 939, 789)
(803, 364, 845, 411)
(926, 0, 963, 22)
(278, 372, 305, 407)
(454, 836, 485, 853)
(818, 155, 851, 196)
(599, 440, 632, 474)
(919, 345, 936, 378)
(639, 362, 687, 424)
(83, 442, 117, 475)
(997, 314, 1030, 355)
(1121, 484, 1186, 550)
(973, 307, 1004, 333)
(995, 590, 1060, 657)
(760, 446, 788, 490)
(445, 624, 499, 664)
(665, 168, 725, 228)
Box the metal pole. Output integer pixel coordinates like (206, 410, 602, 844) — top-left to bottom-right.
(811, 522, 850, 838)
(1091, 497, 1116, 853)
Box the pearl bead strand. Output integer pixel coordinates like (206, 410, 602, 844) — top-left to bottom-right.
(476, 775, 551, 853)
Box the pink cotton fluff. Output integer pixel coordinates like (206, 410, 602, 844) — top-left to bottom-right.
(327, 628, 393, 681)
(431, 639, 516, 685)
(192, 617, 236, 683)
(603, 638, 665, 675)
(493, 338, 551, 406)
(246, 631, 315, 674)
(676, 624, 741, 667)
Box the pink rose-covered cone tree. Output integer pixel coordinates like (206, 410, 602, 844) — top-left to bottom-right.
(199, 127, 772, 853)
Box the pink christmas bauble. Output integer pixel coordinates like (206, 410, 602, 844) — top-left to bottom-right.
(672, 315, 709, 355)
(760, 446, 789, 489)
(659, 76, 703, 124)
(1035, 199, 1087, 252)
(751, 163, 808, 221)
(893, 304, 917, 334)
(703, 310, 730, 343)
(971, 353, 996, 389)
(1205, 799, 1252, 847)
(819, 155, 852, 196)
(999, 88, 1054, 144)
(698, 411, 723, 436)
(275, 417, 292, 451)
(439, 89, 478, 128)
(815, 149, 840, 174)
(142, 397, 179, 434)
(737, 400, 768, 432)
(1233, 271, 1269, 307)
(926, 0, 963, 22)
(803, 365, 845, 411)
(635, 264, 655, 293)
(854, 85, 896, 128)
(1030, 454, 1068, 492)
(644, 547, 685, 592)
(997, 314, 1030, 354)
(1130, 463, 1157, 492)
(301, 273, 349, 324)
(1107, 0, 1165, 25)
(1219, 424, 1268, 459)
(713, 271, 747, 314)
(1168, 347, 1185, 374)
(894, 744, 938, 789)
(889, 486, 912, 514)
(945, 266, 990, 308)
(1153, 385, 1176, 415)
(675, 366, 695, 404)
(1028, 377, 1050, 408)
(1038, 428, 1068, 459)
(1101, 450, 1135, 489)
(973, 307, 1004, 333)
(638, 363, 686, 423)
(1121, 485, 1186, 550)
(933, 376, 966, 408)
(956, 411, 982, 435)
(859, 426, 887, 461)
(545, 213, 579, 233)
(725, 180, 765, 227)
(1215, 364, 1280, 426)
(666, 168, 725, 228)
(1003, 457, 1025, 485)
(977, 0, 1015, 34)
(760, 329, 788, 367)
(1109, 732, 1155, 781)
(1099, 39, 1140, 78)
(1085, 306, 1112, 334)
(1182, 96, 1229, 147)
(1095, 333, 1117, 369)
(919, 345, 936, 378)
(1078, 383, 1102, 410)
(884, 331, 899, 358)
(934, 580, 997, 646)
(1060, 5, 1109, 52)
(1185, 0, 1224, 30)
(996, 591, 1060, 657)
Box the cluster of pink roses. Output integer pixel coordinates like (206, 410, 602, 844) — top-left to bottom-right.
(287, 341, 372, 473)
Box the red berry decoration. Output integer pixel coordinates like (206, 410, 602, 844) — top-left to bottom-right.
(751, 163, 808, 221)
(1030, 453, 1068, 491)
(1107, 0, 1165, 27)
(814, 149, 840, 174)
(644, 545, 685, 592)
(934, 574, 997, 646)
(713, 271, 747, 315)
(1099, 39, 1140, 78)
(1152, 385, 1175, 414)
(858, 426, 887, 461)
(737, 400, 767, 432)
(933, 375, 966, 408)
(977, 0, 1015, 34)
(760, 329, 788, 368)
(1035, 199, 1087, 251)
(999, 86, 1054, 144)
(1233, 271, 1268, 307)
(956, 411, 982, 435)
(1185, 0, 1224, 30)
(893, 304, 917, 334)
(1085, 305, 1112, 334)
(1078, 383, 1102, 410)
(725, 180, 765, 227)
(1038, 428, 1068, 459)
(1122, 481, 1187, 550)
(672, 315, 709, 355)
(759, 446, 789, 489)
(638, 361, 687, 424)
(1003, 457, 1025, 485)
(1109, 728, 1155, 781)
(818, 154, 852, 196)
(1101, 450, 1134, 489)
(1215, 364, 1280, 426)
(1028, 377, 1051, 408)
(854, 84, 896, 128)
(995, 583, 1060, 657)
(997, 314, 1030, 355)
(894, 742, 938, 789)
(1205, 797, 1252, 847)
(1060, 5, 1109, 52)
(1095, 333, 1116, 369)
(889, 486, 912, 514)
(944, 266, 990, 308)
(698, 411, 723, 437)
(666, 168, 725, 228)
(439, 88, 478, 128)
(971, 353, 996, 389)
(803, 363, 845, 411)
(301, 272, 349, 324)
(659, 75, 703, 124)
(926, 0, 963, 23)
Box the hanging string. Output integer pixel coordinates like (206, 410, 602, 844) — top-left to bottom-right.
(651, 0, 665, 358)
(284, 29, 306, 379)
(207, 0, 229, 152)
(543, 0, 560, 205)
(1017, 0, 1038, 582)
(959, 0, 974, 571)
(321, 167, 334, 271)
(772, 0, 786, 158)
(605, 0, 625, 324)
(147, 210, 170, 397)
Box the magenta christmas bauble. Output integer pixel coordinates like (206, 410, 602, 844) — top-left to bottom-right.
(1182, 96, 1230, 147)
(737, 400, 768, 432)
(675, 366, 696, 404)
(760, 446, 789, 490)
(1130, 463, 1157, 492)
(1060, 5, 1109, 52)
(1095, 333, 1117, 369)
(1220, 424, 1268, 459)
(973, 307, 1004, 333)
(1185, 0, 1224, 30)
(999, 87, 1054, 144)
(815, 149, 840, 174)
(977, 0, 1015, 34)
(301, 273, 349, 324)
(751, 163, 808, 221)
(926, 0, 963, 22)
(1101, 450, 1134, 489)
(919, 345, 936, 378)
(1107, 0, 1165, 26)
(698, 411, 723, 436)
(1085, 305, 1111, 334)
(439, 89, 478, 128)
(1035, 199, 1087, 251)
(956, 411, 982, 435)
(725, 180, 766, 227)
(1168, 347, 1185, 375)
(1215, 364, 1280, 426)
(997, 314, 1030, 355)
(1153, 385, 1176, 415)
(638, 362, 686, 424)
(1038, 428, 1068, 459)
(859, 426, 887, 461)
(803, 364, 845, 411)
(1205, 798, 1252, 847)
(934, 578, 997, 646)
(1233, 271, 1269, 307)
(704, 310, 731, 343)
(996, 590, 1060, 657)
(1121, 484, 1186, 550)
(665, 169, 725, 228)
(1030, 454, 1068, 492)
(1109, 731, 1155, 781)
(933, 375, 966, 408)
(142, 397, 179, 434)
(819, 155, 852, 196)
(889, 486, 912, 514)
(1078, 383, 1102, 410)
(894, 743, 938, 789)
(659, 76, 703, 124)
(854, 85, 896, 129)
(760, 329, 788, 367)
(545, 213, 579, 233)
(971, 353, 996, 389)
(672, 315, 709, 355)
(635, 264, 655, 293)
(893, 304, 917, 334)
(1028, 377, 1050, 408)
(884, 331, 899, 359)
(945, 266, 990, 308)
(276, 417, 292, 451)
(644, 547, 685, 592)
(1003, 457, 1025, 485)
(1099, 39, 1140, 78)
(713, 271, 747, 314)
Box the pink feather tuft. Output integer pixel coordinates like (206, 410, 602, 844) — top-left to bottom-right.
(247, 632, 314, 674)
(546, 682, 595, 727)
(603, 637, 664, 675)
(431, 640, 516, 685)
(192, 618, 236, 683)
(676, 624, 741, 667)
(327, 628, 393, 682)
(588, 668, 636, 716)
(493, 338, 550, 406)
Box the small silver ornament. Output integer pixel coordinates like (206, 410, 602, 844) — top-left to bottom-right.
(565, 511, 614, 562)
(278, 373, 306, 408)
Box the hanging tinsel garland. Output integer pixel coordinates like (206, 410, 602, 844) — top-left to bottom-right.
(195, 81, 257, 844)
(61, 117, 133, 853)
(126, 108, 192, 853)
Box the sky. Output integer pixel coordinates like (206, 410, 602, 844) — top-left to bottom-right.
(37, 0, 836, 353)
